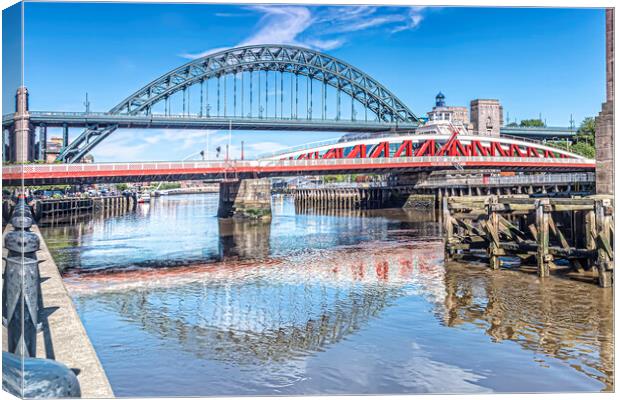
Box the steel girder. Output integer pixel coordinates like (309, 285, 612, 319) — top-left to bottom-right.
(57, 124, 118, 163)
(109, 45, 419, 123)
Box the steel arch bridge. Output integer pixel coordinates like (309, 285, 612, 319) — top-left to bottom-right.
(111, 44, 419, 122)
(55, 44, 420, 163)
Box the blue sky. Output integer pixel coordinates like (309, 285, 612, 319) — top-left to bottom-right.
(12, 3, 607, 161)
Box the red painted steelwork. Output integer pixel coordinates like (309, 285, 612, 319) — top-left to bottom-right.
(285, 134, 577, 162)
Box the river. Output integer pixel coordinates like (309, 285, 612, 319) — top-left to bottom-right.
(39, 193, 613, 396)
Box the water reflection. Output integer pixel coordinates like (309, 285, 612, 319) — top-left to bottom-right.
(39, 194, 613, 395)
(441, 261, 614, 391)
(218, 219, 271, 261)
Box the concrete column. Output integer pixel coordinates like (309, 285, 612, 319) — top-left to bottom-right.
(218, 179, 272, 220)
(596, 9, 614, 195)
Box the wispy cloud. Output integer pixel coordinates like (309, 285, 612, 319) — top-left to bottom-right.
(180, 6, 430, 59)
(391, 7, 426, 33)
(240, 6, 313, 47)
(91, 129, 219, 162)
(178, 46, 231, 61)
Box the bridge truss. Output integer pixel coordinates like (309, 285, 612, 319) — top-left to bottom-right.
(263, 131, 588, 162)
(55, 45, 420, 163)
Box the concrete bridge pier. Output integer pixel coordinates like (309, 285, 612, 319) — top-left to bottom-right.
(218, 178, 272, 220)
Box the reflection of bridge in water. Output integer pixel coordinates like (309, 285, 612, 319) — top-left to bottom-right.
(64, 234, 613, 390)
(66, 242, 445, 364)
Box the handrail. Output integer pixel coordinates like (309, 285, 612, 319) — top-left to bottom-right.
(4, 156, 596, 176)
(25, 111, 405, 125)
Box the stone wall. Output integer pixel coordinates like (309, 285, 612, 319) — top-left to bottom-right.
(218, 179, 272, 220)
(596, 9, 614, 195)
(470, 99, 503, 136)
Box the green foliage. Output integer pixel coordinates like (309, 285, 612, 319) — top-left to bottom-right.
(116, 183, 129, 191)
(575, 117, 596, 146)
(506, 122, 518, 127)
(569, 142, 596, 159)
(153, 182, 181, 190)
(519, 119, 545, 127)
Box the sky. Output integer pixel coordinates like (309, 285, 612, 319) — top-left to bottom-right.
(5, 3, 607, 162)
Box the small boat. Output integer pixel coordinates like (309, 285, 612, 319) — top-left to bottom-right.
(137, 193, 151, 203)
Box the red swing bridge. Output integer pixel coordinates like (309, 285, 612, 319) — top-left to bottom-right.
(3, 128, 593, 186)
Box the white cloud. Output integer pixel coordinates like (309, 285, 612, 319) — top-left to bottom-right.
(247, 141, 289, 154)
(304, 38, 345, 51)
(180, 6, 430, 59)
(177, 46, 230, 60)
(92, 131, 150, 161)
(240, 6, 313, 47)
(90, 129, 220, 162)
(392, 7, 426, 33)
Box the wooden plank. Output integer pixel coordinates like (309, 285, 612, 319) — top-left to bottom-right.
(548, 215, 570, 250)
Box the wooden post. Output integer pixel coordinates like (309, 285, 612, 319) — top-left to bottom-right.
(585, 207, 597, 270)
(535, 198, 551, 278)
(487, 196, 502, 270)
(595, 199, 613, 287)
(443, 196, 453, 259)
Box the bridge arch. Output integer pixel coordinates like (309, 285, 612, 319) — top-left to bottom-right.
(109, 44, 419, 124)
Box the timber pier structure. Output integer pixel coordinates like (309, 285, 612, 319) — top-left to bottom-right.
(443, 195, 614, 287)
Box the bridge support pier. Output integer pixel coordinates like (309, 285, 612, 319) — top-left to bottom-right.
(12, 87, 35, 162)
(218, 179, 272, 220)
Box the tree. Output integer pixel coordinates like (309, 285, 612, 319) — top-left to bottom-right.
(519, 119, 545, 127)
(570, 142, 596, 159)
(507, 122, 518, 127)
(576, 117, 596, 146)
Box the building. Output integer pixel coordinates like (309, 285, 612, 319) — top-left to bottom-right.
(470, 99, 503, 136)
(426, 92, 471, 128)
(45, 136, 64, 163)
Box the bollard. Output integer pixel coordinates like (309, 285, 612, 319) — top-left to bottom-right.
(4, 230, 40, 259)
(4, 257, 41, 357)
(11, 206, 33, 220)
(10, 214, 34, 231)
(2, 351, 81, 398)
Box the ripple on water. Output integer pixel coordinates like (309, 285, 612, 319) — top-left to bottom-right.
(39, 194, 613, 395)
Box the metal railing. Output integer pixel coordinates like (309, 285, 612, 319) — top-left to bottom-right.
(417, 172, 595, 188)
(3, 156, 595, 177)
(24, 111, 407, 125)
(488, 172, 594, 185)
(499, 133, 571, 152)
(294, 181, 388, 189)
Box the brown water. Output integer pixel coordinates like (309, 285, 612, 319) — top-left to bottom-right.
(40, 193, 613, 396)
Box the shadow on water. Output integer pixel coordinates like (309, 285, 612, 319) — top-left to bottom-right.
(39, 194, 613, 395)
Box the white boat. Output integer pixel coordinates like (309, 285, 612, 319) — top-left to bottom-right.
(137, 193, 151, 203)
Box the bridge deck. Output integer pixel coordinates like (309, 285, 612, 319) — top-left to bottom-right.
(3, 157, 595, 186)
(2, 112, 418, 132)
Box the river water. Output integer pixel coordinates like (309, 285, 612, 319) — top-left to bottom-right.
(40, 193, 613, 396)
